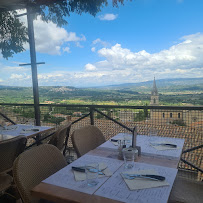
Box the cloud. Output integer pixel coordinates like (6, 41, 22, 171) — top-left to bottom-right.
(33, 17, 86, 55)
(98, 14, 118, 21)
(97, 33, 203, 73)
(17, 12, 86, 55)
(91, 38, 109, 52)
(91, 47, 96, 52)
(85, 63, 97, 71)
(1, 33, 203, 87)
(92, 38, 109, 47)
(63, 47, 71, 53)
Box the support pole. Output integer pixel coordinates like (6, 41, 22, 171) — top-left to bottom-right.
(27, 6, 40, 126)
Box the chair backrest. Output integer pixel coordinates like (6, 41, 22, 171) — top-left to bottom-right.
(0, 136, 27, 174)
(48, 122, 72, 151)
(71, 125, 105, 157)
(13, 144, 67, 203)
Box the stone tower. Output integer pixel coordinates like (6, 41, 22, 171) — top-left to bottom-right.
(150, 77, 159, 105)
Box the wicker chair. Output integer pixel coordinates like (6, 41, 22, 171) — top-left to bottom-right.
(48, 122, 72, 156)
(13, 144, 67, 203)
(71, 125, 105, 157)
(168, 176, 203, 203)
(0, 136, 27, 194)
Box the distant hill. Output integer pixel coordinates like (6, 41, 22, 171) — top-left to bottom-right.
(94, 78, 203, 93)
(0, 78, 202, 105)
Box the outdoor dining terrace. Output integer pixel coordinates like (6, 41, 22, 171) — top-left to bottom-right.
(0, 103, 202, 202)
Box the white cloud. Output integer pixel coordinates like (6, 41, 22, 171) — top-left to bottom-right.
(97, 33, 203, 73)
(63, 47, 71, 53)
(17, 12, 86, 55)
(91, 47, 96, 52)
(98, 14, 118, 21)
(1, 33, 203, 87)
(33, 17, 86, 55)
(85, 63, 97, 71)
(92, 38, 108, 47)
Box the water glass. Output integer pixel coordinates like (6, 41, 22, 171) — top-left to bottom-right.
(149, 128, 158, 141)
(122, 148, 137, 169)
(85, 163, 99, 187)
(123, 134, 132, 147)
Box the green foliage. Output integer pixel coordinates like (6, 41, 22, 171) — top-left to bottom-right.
(0, 85, 202, 106)
(171, 120, 186, 126)
(134, 110, 145, 121)
(0, 11, 28, 59)
(12, 107, 34, 118)
(43, 112, 65, 124)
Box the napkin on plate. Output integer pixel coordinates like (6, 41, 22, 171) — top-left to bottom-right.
(73, 163, 112, 181)
(121, 169, 169, 190)
(150, 141, 179, 150)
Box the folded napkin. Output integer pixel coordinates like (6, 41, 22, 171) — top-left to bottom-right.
(150, 141, 179, 150)
(121, 169, 169, 190)
(73, 163, 112, 181)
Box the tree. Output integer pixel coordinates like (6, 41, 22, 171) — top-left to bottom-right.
(0, 10, 28, 59)
(0, 0, 127, 59)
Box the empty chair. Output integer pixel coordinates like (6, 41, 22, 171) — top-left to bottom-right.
(0, 136, 27, 194)
(168, 176, 203, 203)
(48, 122, 72, 156)
(13, 144, 67, 203)
(71, 125, 105, 157)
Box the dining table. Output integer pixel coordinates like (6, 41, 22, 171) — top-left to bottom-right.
(0, 124, 54, 143)
(31, 133, 185, 203)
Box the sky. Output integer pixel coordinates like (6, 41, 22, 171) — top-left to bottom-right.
(0, 0, 203, 87)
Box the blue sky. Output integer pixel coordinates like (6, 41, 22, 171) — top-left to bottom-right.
(0, 0, 203, 87)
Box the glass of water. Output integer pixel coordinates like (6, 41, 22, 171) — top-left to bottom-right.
(149, 128, 158, 142)
(85, 163, 99, 187)
(122, 148, 137, 169)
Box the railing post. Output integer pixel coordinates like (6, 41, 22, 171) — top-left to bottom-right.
(90, 107, 94, 125)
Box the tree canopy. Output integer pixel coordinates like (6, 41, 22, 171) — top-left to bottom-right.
(0, 0, 126, 59)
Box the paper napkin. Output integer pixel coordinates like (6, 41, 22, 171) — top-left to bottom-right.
(150, 141, 179, 151)
(122, 169, 169, 190)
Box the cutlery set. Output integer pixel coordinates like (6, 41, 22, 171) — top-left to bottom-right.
(72, 166, 166, 181)
(121, 173, 165, 181)
(72, 166, 106, 175)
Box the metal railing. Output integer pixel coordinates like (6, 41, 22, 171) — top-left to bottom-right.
(0, 103, 202, 179)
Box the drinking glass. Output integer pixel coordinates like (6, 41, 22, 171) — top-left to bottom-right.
(149, 128, 158, 142)
(85, 163, 99, 187)
(123, 134, 132, 147)
(122, 148, 137, 169)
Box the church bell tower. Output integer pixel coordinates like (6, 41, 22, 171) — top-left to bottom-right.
(150, 77, 159, 106)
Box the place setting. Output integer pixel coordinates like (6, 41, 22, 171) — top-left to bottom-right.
(72, 162, 112, 186)
(95, 158, 177, 203)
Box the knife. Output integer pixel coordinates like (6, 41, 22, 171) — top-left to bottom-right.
(151, 143, 177, 148)
(111, 139, 118, 142)
(72, 166, 85, 173)
(122, 173, 165, 181)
